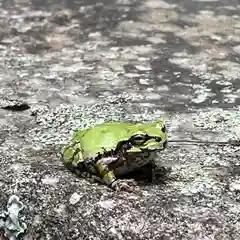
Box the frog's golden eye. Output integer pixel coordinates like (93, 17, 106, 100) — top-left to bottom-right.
(130, 134, 147, 145)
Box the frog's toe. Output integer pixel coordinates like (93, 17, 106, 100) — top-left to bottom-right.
(124, 179, 138, 186)
(112, 179, 139, 193)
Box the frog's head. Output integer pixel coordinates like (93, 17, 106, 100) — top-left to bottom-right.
(127, 120, 167, 152)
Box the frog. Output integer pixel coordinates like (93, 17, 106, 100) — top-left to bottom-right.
(61, 120, 168, 193)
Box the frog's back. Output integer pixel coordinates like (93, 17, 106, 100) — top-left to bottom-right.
(78, 122, 133, 158)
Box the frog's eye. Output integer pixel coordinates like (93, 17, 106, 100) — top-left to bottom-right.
(130, 134, 147, 145)
(155, 137, 162, 142)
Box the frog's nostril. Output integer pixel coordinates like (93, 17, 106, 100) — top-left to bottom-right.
(163, 140, 167, 149)
(127, 142, 132, 149)
(162, 126, 166, 133)
(155, 137, 162, 142)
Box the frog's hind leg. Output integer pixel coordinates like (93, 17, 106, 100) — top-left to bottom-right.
(61, 141, 83, 167)
(92, 155, 119, 188)
(93, 158, 138, 193)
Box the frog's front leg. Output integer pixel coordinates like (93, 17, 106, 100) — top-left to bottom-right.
(138, 159, 168, 184)
(94, 160, 138, 193)
(151, 160, 171, 184)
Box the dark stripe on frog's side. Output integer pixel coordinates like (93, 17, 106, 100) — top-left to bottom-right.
(85, 140, 132, 165)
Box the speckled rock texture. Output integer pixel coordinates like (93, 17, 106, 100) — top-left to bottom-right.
(0, 0, 240, 239)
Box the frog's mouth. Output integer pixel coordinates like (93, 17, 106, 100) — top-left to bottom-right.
(163, 140, 168, 149)
(146, 139, 168, 151)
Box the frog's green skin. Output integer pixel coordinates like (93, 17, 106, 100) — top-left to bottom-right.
(61, 120, 167, 192)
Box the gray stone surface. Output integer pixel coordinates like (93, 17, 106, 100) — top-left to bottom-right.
(0, 0, 239, 239)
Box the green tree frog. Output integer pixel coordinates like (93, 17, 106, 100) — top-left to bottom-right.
(61, 120, 168, 193)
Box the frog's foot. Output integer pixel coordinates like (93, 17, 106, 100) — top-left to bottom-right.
(152, 166, 171, 183)
(111, 179, 140, 193)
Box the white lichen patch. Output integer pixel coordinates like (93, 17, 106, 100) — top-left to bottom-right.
(193, 0, 219, 1)
(217, 61, 240, 80)
(180, 174, 220, 196)
(145, 0, 177, 9)
(135, 65, 151, 71)
(146, 34, 166, 44)
(98, 200, 116, 210)
(232, 45, 240, 55)
(191, 85, 215, 104)
(41, 176, 59, 185)
(229, 181, 240, 192)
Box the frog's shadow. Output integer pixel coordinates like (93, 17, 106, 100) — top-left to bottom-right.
(118, 164, 171, 186)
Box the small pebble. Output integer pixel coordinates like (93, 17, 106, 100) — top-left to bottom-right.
(69, 193, 81, 205)
(98, 200, 116, 210)
(135, 65, 151, 71)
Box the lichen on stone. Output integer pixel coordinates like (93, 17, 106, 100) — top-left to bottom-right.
(0, 195, 27, 240)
